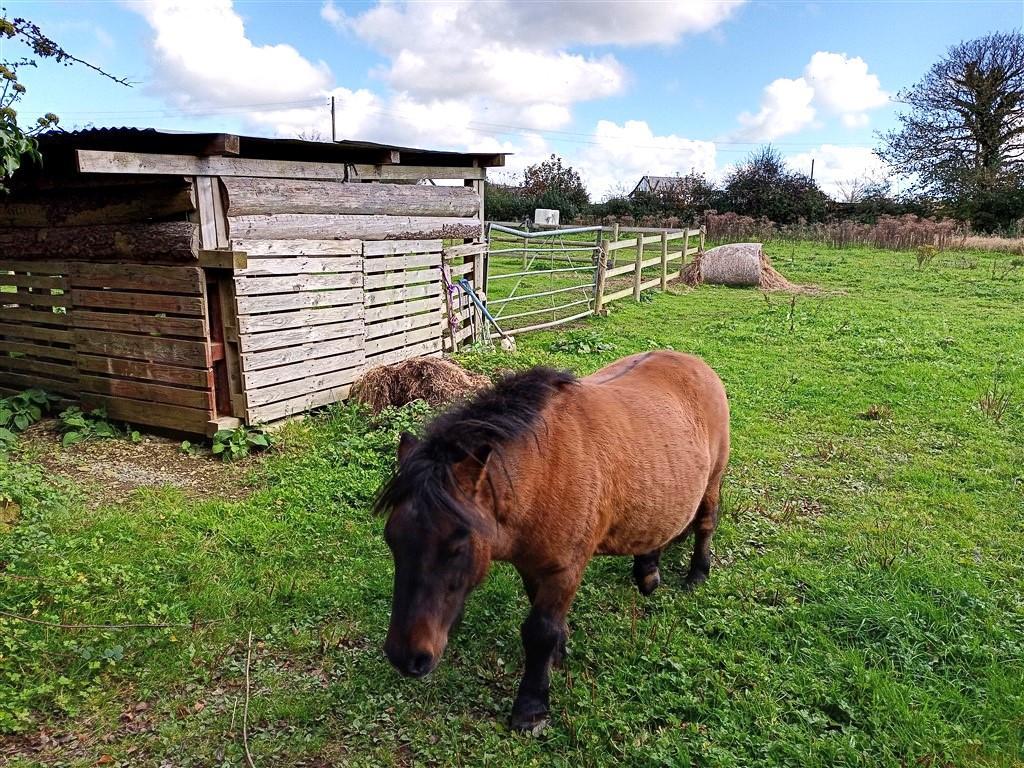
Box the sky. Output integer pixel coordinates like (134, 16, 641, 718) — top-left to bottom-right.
(6, 0, 1023, 199)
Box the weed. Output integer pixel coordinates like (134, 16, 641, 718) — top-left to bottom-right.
(857, 404, 892, 421)
(978, 367, 1015, 426)
(549, 329, 616, 355)
(211, 425, 273, 462)
(56, 406, 119, 447)
(915, 244, 938, 269)
(0, 389, 59, 451)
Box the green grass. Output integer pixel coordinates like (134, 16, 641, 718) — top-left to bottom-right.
(2, 242, 1024, 766)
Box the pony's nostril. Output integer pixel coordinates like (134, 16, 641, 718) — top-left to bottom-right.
(408, 652, 433, 677)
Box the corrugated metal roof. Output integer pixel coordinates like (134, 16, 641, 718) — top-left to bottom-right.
(35, 127, 507, 168)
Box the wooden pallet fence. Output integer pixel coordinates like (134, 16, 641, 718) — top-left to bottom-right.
(232, 240, 366, 425)
(363, 240, 444, 365)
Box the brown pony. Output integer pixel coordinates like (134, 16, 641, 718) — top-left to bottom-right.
(377, 350, 730, 731)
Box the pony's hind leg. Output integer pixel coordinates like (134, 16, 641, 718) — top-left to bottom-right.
(686, 482, 721, 590)
(632, 549, 662, 596)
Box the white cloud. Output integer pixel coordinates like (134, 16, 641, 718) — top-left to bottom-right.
(577, 120, 718, 199)
(734, 51, 888, 140)
(804, 51, 889, 123)
(786, 144, 888, 198)
(735, 77, 816, 141)
(131, 0, 332, 107)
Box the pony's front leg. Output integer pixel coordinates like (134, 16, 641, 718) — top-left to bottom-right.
(509, 573, 580, 733)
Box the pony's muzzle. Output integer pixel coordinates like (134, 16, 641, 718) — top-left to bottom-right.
(384, 638, 438, 678)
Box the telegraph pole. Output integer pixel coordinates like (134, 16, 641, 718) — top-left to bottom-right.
(330, 96, 336, 142)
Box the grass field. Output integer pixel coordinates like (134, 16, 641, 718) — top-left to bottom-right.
(2, 242, 1023, 766)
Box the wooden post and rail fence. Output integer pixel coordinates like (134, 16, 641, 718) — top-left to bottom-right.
(484, 224, 705, 338)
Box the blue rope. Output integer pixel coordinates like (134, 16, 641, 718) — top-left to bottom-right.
(456, 278, 510, 339)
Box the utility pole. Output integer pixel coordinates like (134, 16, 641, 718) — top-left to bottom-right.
(330, 96, 336, 142)
(810, 157, 815, 181)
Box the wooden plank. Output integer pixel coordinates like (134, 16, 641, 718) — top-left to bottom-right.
(607, 238, 640, 252)
(236, 304, 363, 334)
(245, 363, 363, 407)
(365, 310, 441, 340)
(228, 214, 478, 242)
(230, 239, 361, 257)
(605, 263, 635, 278)
(239, 320, 364, 353)
(222, 178, 479, 217)
(80, 393, 211, 433)
(365, 296, 440, 323)
(69, 264, 204, 294)
(0, 274, 68, 290)
(0, 355, 76, 380)
(365, 281, 440, 307)
(365, 337, 442, 366)
(75, 331, 211, 368)
(641, 277, 661, 291)
(241, 349, 365, 390)
(206, 416, 241, 437)
(234, 271, 361, 296)
(198, 250, 247, 270)
(0, 370, 78, 395)
(195, 176, 219, 250)
(77, 355, 213, 388)
(0, 306, 69, 325)
(0, 261, 70, 275)
(0, 322, 72, 343)
(365, 324, 438, 355)
(449, 261, 474, 277)
(444, 242, 487, 259)
(364, 268, 437, 290)
(0, 222, 199, 262)
(234, 287, 362, 315)
(0, 183, 194, 227)
(237, 256, 361, 277)
(603, 285, 634, 304)
(240, 335, 362, 371)
(363, 252, 439, 273)
(79, 375, 214, 410)
(0, 339, 75, 361)
(72, 310, 208, 338)
(362, 239, 443, 257)
(71, 290, 205, 316)
(77, 150, 487, 181)
(246, 383, 353, 424)
(1, 292, 68, 308)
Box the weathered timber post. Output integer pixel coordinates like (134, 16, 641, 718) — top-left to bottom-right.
(633, 235, 643, 301)
(610, 222, 620, 268)
(681, 230, 690, 280)
(594, 240, 609, 315)
(660, 231, 669, 291)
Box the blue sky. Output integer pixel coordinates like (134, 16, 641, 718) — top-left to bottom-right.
(7, 0, 1023, 197)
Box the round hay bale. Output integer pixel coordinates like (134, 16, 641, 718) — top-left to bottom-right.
(699, 243, 763, 286)
(350, 357, 490, 414)
(681, 242, 798, 291)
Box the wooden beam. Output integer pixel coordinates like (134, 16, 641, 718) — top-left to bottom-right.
(202, 134, 240, 156)
(198, 250, 247, 270)
(76, 150, 486, 181)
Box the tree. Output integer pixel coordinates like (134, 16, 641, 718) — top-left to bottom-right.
(721, 146, 829, 223)
(877, 31, 1024, 231)
(0, 14, 129, 190)
(522, 154, 590, 218)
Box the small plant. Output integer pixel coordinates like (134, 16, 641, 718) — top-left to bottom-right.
(0, 388, 58, 432)
(857, 404, 892, 421)
(57, 406, 119, 446)
(990, 257, 1024, 281)
(549, 330, 616, 355)
(978, 367, 1015, 426)
(212, 425, 272, 462)
(180, 439, 201, 457)
(915, 244, 938, 270)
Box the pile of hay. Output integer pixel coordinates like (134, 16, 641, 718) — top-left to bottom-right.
(681, 243, 796, 290)
(350, 357, 490, 413)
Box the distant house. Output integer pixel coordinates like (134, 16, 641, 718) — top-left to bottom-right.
(629, 175, 689, 197)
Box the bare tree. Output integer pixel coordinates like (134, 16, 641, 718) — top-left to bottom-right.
(877, 31, 1024, 229)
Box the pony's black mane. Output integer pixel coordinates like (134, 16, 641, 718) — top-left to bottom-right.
(374, 366, 576, 530)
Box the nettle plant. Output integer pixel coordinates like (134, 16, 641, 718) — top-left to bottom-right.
(56, 406, 138, 447)
(0, 388, 59, 449)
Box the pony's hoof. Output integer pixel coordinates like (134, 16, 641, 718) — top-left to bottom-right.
(510, 709, 549, 735)
(684, 572, 708, 591)
(637, 570, 661, 596)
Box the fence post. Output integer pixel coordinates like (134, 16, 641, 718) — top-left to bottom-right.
(610, 222, 620, 268)
(681, 230, 689, 279)
(660, 232, 669, 291)
(699, 226, 706, 255)
(594, 240, 609, 315)
(633, 236, 643, 301)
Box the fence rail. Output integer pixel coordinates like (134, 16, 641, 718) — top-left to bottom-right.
(483, 223, 704, 339)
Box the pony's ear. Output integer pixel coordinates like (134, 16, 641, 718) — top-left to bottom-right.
(397, 432, 419, 462)
(451, 444, 492, 488)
